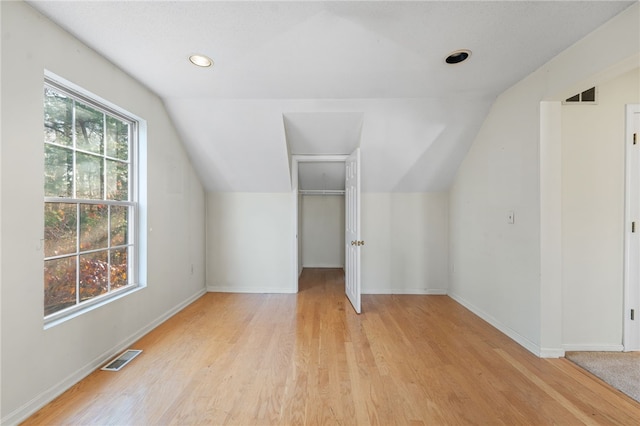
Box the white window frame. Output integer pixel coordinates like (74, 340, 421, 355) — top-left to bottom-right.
(43, 71, 146, 327)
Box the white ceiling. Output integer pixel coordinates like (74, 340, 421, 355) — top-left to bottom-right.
(28, 1, 634, 192)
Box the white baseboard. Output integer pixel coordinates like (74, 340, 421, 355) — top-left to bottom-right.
(1, 288, 206, 426)
(302, 264, 345, 269)
(206, 284, 295, 294)
(563, 344, 624, 352)
(448, 292, 542, 357)
(363, 288, 448, 295)
(539, 348, 565, 358)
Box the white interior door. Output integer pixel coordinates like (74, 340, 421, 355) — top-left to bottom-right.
(345, 148, 362, 313)
(625, 104, 640, 351)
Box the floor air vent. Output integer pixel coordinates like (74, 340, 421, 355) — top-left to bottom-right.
(101, 349, 142, 371)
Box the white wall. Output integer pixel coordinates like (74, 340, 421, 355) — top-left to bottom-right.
(206, 191, 448, 296)
(362, 193, 449, 294)
(0, 2, 206, 423)
(449, 85, 543, 354)
(206, 192, 294, 293)
(561, 68, 640, 350)
(301, 195, 344, 268)
(449, 3, 639, 356)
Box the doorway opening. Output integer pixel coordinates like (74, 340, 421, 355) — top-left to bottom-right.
(291, 155, 348, 291)
(291, 151, 362, 313)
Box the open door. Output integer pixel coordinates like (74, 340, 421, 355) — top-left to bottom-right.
(345, 148, 362, 313)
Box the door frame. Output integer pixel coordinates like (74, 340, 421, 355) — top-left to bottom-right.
(344, 148, 362, 313)
(623, 103, 640, 351)
(291, 155, 349, 292)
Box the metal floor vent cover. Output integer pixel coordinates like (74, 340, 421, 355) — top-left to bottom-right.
(101, 349, 142, 371)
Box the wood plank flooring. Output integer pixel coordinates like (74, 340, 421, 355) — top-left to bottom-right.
(23, 268, 640, 425)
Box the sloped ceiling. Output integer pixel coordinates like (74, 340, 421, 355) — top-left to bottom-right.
(284, 112, 363, 156)
(28, 1, 634, 192)
(285, 112, 361, 191)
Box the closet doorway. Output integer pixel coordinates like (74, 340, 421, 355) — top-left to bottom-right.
(291, 152, 362, 313)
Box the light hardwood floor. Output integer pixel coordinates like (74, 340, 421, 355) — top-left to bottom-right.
(24, 268, 640, 425)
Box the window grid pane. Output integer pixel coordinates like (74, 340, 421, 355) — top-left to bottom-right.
(106, 116, 129, 161)
(44, 145, 74, 198)
(79, 250, 109, 302)
(44, 88, 73, 147)
(75, 101, 104, 154)
(106, 159, 129, 200)
(44, 256, 78, 316)
(44, 202, 77, 257)
(79, 204, 109, 251)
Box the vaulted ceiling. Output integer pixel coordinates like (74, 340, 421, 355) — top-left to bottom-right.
(28, 1, 634, 192)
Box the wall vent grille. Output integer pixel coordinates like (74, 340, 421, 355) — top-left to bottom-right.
(101, 349, 142, 371)
(564, 87, 597, 104)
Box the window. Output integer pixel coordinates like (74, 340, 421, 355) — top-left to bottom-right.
(43, 76, 140, 321)
(564, 86, 597, 104)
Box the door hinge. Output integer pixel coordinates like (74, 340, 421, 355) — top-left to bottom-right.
(634, 133, 637, 145)
(632, 309, 635, 320)
(633, 222, 636, 233)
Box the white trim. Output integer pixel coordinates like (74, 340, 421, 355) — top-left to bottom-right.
(44, 284, 144, 329)
(44, 197, 136, 206)
(540, 348, 565, 358)
(623, 103, 640, 352)
(291, 154, 350, 295)
(539, 101, 563, 355)
(206, 285, 295, 294)
(562, 344, 624, 352)
(1, 288, 205, 426)
(363, 288, 448, 295)
(448, 292, 542, 357)
(302, 264, 345, 269)
(299, 189, 345, 196)
(291, 157, 299, 292)
(44, 70, 145, 123)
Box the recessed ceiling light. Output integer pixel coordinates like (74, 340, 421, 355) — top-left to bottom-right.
(189, 54, 213, 68)
(445, 49, 471, 65)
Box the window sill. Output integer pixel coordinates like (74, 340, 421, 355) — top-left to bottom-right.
(44, 284, 146, 330)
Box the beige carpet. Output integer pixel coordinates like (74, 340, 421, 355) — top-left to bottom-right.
(565, 351, 640, 403)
